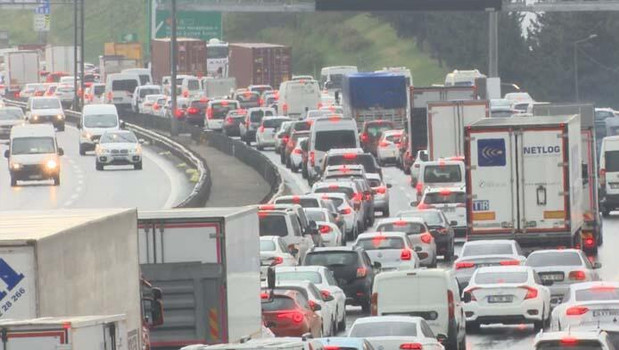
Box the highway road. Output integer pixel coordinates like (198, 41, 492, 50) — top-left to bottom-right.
(0, 126, 193, 211)
(258, 145, 619, 350)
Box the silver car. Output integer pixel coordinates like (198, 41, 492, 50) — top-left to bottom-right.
(374, 217, 437, 267)
(366, 173, 391, 217)
(0, 107, 25, 139)
(454, 240, 526, 289)
(95, 130, 142, 170)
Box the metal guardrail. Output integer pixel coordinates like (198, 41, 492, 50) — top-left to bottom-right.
(3, 100, 211, 208)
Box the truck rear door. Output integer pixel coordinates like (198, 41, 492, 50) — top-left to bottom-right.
(5, 329, 66, 349)
(517, 128, 568, 233)
(428, 103, 457, 160)
(467, 129, 517, 235)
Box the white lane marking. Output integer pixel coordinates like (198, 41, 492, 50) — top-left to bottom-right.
(142, 147, 181, 208)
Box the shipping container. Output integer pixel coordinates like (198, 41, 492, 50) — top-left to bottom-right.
(105, 42, 144, 67)
(3, 50, 39, 94)
(229, 43, 291, 89)
(151, 38, 207, 84)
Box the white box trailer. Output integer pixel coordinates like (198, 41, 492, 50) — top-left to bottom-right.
(0, 315, 128, 350)
(138, 207, 262, 350)
(203, 77, 236, 99)
(45, 45, 79, 74)
(3, 50, 39, 94)
(532, 103, 601, 254)
(0, 209, 143, 348)
(464, 115, 583, 249)
(427, 100, 489, 160)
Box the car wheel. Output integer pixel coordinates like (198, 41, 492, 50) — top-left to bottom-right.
(10, 177, 17, 187)
(338, 308, 347, 332)
(361, 301, 371, 314)
(79, 144, 86, 156)
(458, 335, 467, 350)
(465, 321, 479, 333)
(245, 138, 251, 146)
(134, 161, 143, 170)
(96, 161, 104, 171)
(52, 175, 60, 186)
(257, 144, 264, 151)
(602, 207, 611, 217)
(383, 207, 390, 217)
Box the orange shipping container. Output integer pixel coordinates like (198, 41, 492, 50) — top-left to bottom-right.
(104, 42, 143, 66)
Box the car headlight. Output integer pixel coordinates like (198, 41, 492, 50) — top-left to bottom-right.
(84, 132, 92, 140)
(135, 145, 142, 154)
(56, 114, 64, 120)
(10, 162, 21, 170)
(46, 159, 58, 169)
(31, 115, 38, 121)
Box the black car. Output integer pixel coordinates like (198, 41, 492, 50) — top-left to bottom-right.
(397, 209, 455, 260)
(223, 109, 247, 137)
(303, 246, 379, 313)
(186, 99, 208, 127)
(279, 121, 312, 162)
(360, 120, 397, 155)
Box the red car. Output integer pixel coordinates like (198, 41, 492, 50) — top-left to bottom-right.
(262, 290, 323, 338)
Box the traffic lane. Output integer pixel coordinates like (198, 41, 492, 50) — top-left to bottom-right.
(0, 126, 192, 210)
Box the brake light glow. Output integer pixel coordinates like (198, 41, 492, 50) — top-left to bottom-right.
(420, 233, 432, 244)
(455, 261, 475, 269)
(221, 101, 229, 106)
(340, 208, 352, 214)
(361, 132, 369, 143)
(401, 249, 412, 261)
(207, 107, 213, 119)
(522, 286, 538, 300)
(320, 290, 331, 300)
(319, 225, 332, 234)
(328, 116, 341, 122)
(310, 151, 315, 166)
(225, 117, 234, 125)
(566, 306, 589, 316)
(399, 344, 422, 350)
(343, 153, 357, 160)
(261, 292, 269, 299)
(439, 189, 452, 196)
(569, 270, 586, 281)
(600, 168, 606, 187)
(293, 149, 303, 154)
(277, 311, 304, 323)
(560, 337, 579, 346)
(273, 256, 283, 265)
(379, 141, 389, 147)
(282, 103, 288, 114)
(259, 126, 265, 133)
(353, 192, 363, 201)
(187, 107, 199, 114)
(282, 135, 290, 145)
(324, 346, 340, 350)
(499, 260, 520, 266)
(292, 196, 300, 204)
(417, 203, 434, 209)
(328, 184, 339, 189)
(375, 186, 387, 194)
(174, 109, 184, 119)
(393, 220, 408, 226)
(356, 267, 368, 278)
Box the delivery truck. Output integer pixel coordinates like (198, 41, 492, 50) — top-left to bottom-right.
(138, 207, 262, 350)
(0, 209, 146, 349)
(408, 86, 476, 157)
(229, 43, 291, 89)
(464, 115, 583, 250)
(151, 38, 207, 84)
(532, 103, 602, 254)
(202, 77, 236, 99)
(427, 100, 489, 160)
(341, 72, 407, 129)
(105, 42, 144, 67)
(45, 45, 79, 74)
(99, 55, 139, 83)
(3, 50, 39, 96)
(0, 315, 128, 350)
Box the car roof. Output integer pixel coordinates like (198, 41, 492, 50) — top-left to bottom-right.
(569, 281, 619, 291)
(464, 239, 515, 246)
(397, 209, 442, 216)
(310, 246, 358, 252)
(475, 265, 530, 274)
(528, 249, 581, 255)
(83, 104, 117, 114)
(357, 231, 409, 240)
(375, 268, 450, 280)
(534, 330, 606, 342)
(352, 315, 424, 326)
(376, 217, 426, 225)
(276, 266, 327, 273)
(422, 159, 464, 166)
(326, 148, 365, 155)
(313, 181, 357, 189)
(318, 337, 367, 348)
(11, 124, 55, 137)
(424, 187, 465, 193)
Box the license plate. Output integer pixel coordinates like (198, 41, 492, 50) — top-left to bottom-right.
(541, 274, 563, 281)
(593, 309, 619, 317)
(113, 98, 122, 102)
(488, 295, 513, 303)
(610, 183, 619, 189)
(477, 263, 495, 268)
(113, 156, 125, 160)
(443, 207, 455, 213)
(28, 174, 43, 180)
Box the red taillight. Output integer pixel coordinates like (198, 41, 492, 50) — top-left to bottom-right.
(187, 107, 199, 114)
(153, 103, 160, 111)
(207, 107, 213, 119)
(259, 126, 265, 133)
(420, 233, 432, 244)
(259, 205, 276, 210)
(569, 270, 586, 281)
(375, 186, 387, 194)
(320, 290, 331, 300)
(328, 184, 339, 189)
(522, 286, 538, 300)
(447, 290, 455, 319)
(499, 260, 520, 266)
(566, 306, 589, 316)
(361, 132, 369, 143)
(282, 103, 288, 114)
(370, 292, 378, 315)
(343, 153, 357, 160)
(417, 203, 434, 210)
(353, 192, 363, 201)
(340, 208, 352, 215)
(328, 115, 341, 122)
(293, 149, 303, 154)
(439, 189, 452, 196)
(400, 344, 422, 350)
(393, 220, 408, 226)
(364, 193, 372, 201)
(319, 225, 332, 234)
(174, 109, 184, 119)
(259, 98, 264, 106)
(292, 196, 300, 204)
(600, 168, 606, 186)
(225, 117, 234, 125)
(221, 100, 229, 106)
(560, 337, 579, 345)
(282, 135, 290, 145)
(324, 346, 340, 350)
(277, 311, 304, 323)
(182, 90, 189, 97)
(356, 267, 367, 278)
(273, 256, 284, 265)
(416, 182, 423, 193)
(261, 292, 270, 299)
(401, 249, 412, 261)
(455, 261, 475, 269)
(379, 141, 389, 147)
(310, 151, 315, 166)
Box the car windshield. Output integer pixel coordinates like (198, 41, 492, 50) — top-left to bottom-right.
(276, 198, 319, 208)
(356, 236, 405, 250)
(399, 211, 443, 226)
(277, 272, 322, 284)
(0, 108, 23, 120)
(305, 210, 327, 222)
(84, 114, 118, 128)
(423, 192, 466, 204)
(315, 130, 357, 152)
(11, 137, 55, 155)
(207, 46, 229, 59)
(212, 103, 238, 119)
(32, 98, 61, 109)
(350, 322, 417, 338)
(463, 243, 513, 257)
(536, 340, 604, 350)
(575, 287, 619, 302)
(525, 252, 582, 267)
(424, 165, 462, 183)
(139, 88, 159, 98)
(259, 215, 289, 237)
(327, 155, 379, 173)
(261, 295, 296, 312)
(474, 271, 528, 284)
(100, 132, 137, 144)
(366, 122, 395, 138)
(605, 151, 619, 172)
(377, 222, 426, 234)
(305, 251, 359, 267)
(260, 240, 277, 252)
(112, 79, 138, 93)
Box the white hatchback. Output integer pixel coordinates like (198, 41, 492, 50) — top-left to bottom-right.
(551, 282, 619, 332)
(353, 231, 420, 271)
(376, 129, 403, 165)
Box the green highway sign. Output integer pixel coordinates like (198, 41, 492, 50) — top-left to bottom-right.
(154, 10, 222, 41)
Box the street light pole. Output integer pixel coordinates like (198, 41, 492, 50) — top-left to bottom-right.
(573, 34, 597, 102)
(170, 0, 178, 136)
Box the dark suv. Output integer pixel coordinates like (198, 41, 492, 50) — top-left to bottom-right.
(360, 120, 397, 155)
(397, 209, 456, 261)
(303, 246, 379, 313)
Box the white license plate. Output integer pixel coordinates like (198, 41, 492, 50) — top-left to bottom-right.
(610, 183, 619, 189)
(541, 274, 563, 281)
(113, 98, 122, 102)
(593, 309, 619, 317)
(28, 174, 43, 180)
(443, 207, 455, 213)
(488, 295, 513, 303)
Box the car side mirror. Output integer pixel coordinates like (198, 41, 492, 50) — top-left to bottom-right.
(310, 302, 322, 312)
(387, 183, 392, 188)
(450, 221, 458, 226)
(4, 150, 9, 158)
(541, 280, 554, 287)
(410, 201, 419, 207)
(436, 334, 448, 345)
(58, 148, 64, 156)
(120, 120, 126, 129)
(594, 262, 602, 269)
(462, 292, 472, 303)
(373, 261, 382, 270)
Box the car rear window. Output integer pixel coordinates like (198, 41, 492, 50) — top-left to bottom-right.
(259, 215, 289, 237)
(261, 295, 296, 312)
(474, 271, 528, 284)
(260, 240, 276, 252)
(368, 179, 381, 187)
(139, 88, 159, 98)
(263, 118, 286, 128)
(315, 130, 357, 152)
(365, 122, 395, 138)
(525, 252, 582, 267)
(605, 151, 619, 172)
(536, 340, 603, 350)
(276, 198, 319, 208)
(463, 243, 513, 257)
(349, 321, 417, 338)
(305, 210, 327, 222)
(575, 287, 619, 302)
(238, 93, 260, 102)
(424, 165, 462, 183)
(292, 121, 311, 132)
(400, 211, 443, 226)
(356, 237, 405, 250)
(211, 103, 237, 119)
(93, 86, 105, 94)
(326, 154, 379, 174)
(313, 186, 355, 199)
(112, 79, 138, 93)
(277, 271, 322, 284)
(423, 192, 466, 204)
(250, 110, 274, 122)
(385, 134, 402, 143)
(377, 222, 426, 234)
(305, 251, 360, 267)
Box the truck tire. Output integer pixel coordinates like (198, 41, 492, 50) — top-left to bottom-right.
(52, 175, 60, 186)
(10, 177, 17, 187)
(79, 143, 86, 156)
(96, 161, 104, 171)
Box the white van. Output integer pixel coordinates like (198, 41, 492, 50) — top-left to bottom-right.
(78, 104, 120, 155)
(320, 66, 358, 91)
(599, 135, 619, 216)
(121, 68, 152, 85)
(5, 124, 64, 187)
(371, 269, 466, 350)
(308, 116, 359, 182)
(278, 80, 321, 119)
(178, 75, 202, 99)
(444, 69, 485, 87)
(105, 73, 140, 108)
(131, 85, 162, 112)
(416, 159, 466, 197)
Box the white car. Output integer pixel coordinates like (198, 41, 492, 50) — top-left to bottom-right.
(374, 217, 436, 268)
(259, 236, 297, 281)
(206, 99, 241, 131)
(289, 137, 307, 173)
(275, 266, 347, 333)
(95, 130, 142, 171)
(132, 85, 162, 112)
(152, 96, 168, 117)
(26, 96, 65, 131)
(54, 83, 75, 107)
(376, 129, 403, 165)
(462, 265, 551, 332)
(256, 116, 291, 150)
(304, 208, 343, 247)
(316, 192, 359, 241)
(417, 187, 467, 238)
(551, 282, 619, 331)
(534, 329, 617, 350)
(454, 240, 526, 289)
(525, 249, 601, 306)
(366, 173, 391, 217)
(348, 316, 445, 350)
(140, 94, 165, 114)
(353, 232, 420, 271)
(410, 150, 428, 187)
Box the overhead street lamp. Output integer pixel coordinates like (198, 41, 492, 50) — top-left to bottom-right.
(574, 33, 597, 102)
